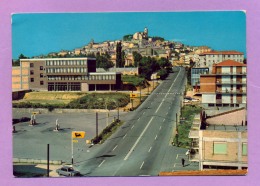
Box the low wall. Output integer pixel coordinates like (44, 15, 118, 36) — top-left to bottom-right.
(13, 108, 115, 114)
(13, 158, 62, 165)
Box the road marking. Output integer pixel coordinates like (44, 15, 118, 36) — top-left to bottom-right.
(140, 161, 145, 169)
(159, 126, 162, 130)
(138, 118, 140, 121)
(163, 119, 165, 122)
(123, 134, 127, 139)
(98, 160, 105, 167)
(176, 154, 178, 159)
(148, 147, 152, 152)
(155, 69, 181, 114)
(143, 112, 145, 115)
(169, 106, 171, 110)
(131, 125, 135, 130)
(124, 117, 154, 160)
(166, 112, 168, 115)
(112, 145, 118, 151)
(155, 135, 157, 140)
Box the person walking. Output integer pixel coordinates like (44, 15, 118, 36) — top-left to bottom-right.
(181, 158, 185, 167)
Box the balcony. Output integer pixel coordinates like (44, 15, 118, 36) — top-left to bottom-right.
(216, 89, 246, 94)
(216, 80, 246, 85)
(215, 72, 247, 75)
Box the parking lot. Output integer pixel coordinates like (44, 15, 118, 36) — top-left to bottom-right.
(13, 109, 127, 164)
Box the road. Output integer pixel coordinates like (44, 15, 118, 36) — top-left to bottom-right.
(77, 67, 187, 176)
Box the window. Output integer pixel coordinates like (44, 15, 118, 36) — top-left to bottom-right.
(40, 66, 43, 70)
(40, 81, 44, 85)
(30, 63, 34, 68)
(213, 142, 227, 154)
(30, 78, 34, 82)
(40, 73, 44, 78)
(30, 70, 34, 75)
(242, 143, 247, 156)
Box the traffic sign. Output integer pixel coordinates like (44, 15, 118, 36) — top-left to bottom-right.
(72, 131, 86, 138)
(130, 93, 137, 98)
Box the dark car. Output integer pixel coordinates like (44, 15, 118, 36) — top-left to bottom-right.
(56, 166, 81, 177)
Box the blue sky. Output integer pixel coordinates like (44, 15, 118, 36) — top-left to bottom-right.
(12, 11, 246, 59)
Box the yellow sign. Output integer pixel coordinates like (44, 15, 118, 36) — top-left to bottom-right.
(32, 112, 38, 115)
(73, 140, 78, 143)
(156, 75, 160, 79)
(130, 93, 137, 98)
(72, 131, 86, 138)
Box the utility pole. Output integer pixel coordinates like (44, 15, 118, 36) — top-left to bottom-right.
(47, 144, 49, 177)
(140, 86, 142, 103)
(117, 103, 119, 121)
(96, 112, 98, 138)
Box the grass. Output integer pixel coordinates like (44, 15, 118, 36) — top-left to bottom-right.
(174, 105, 202, 148)
(122, 75, 145, 86)
(92, 120, 124, 144)
(12, 92, 130, 110)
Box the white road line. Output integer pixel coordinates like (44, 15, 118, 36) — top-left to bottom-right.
(159, 126, 162, 130)
(112, 145, 118, 151)
(140, 161, 145, 169)
(166, 112, 168, 115)
(123, 134, 127, 139)
(124, 117, 154, 160)
(138, 118, 140, 121)
(169, 106, 171, 110)
(163, 119, 165, 122)
(98, 160, 105, 167)
(155, 135, 157, 140)
(131, 125, 135, 130)
(155, 69, 181, 114)
(143, 112, 145, 115)
(176, 154, 179, 159)
(148, 147, 152, 152)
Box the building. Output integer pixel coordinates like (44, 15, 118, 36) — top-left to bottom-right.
(197, 51, 244, 71)
(12, 58, 122, 92)
(189, 109, 247, 170)
(191, 67, 209, 91)
(199, 60, 246, 108)
(194, 46, 212, 54)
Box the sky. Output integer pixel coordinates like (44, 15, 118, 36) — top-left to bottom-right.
(12, 11, 246, 59)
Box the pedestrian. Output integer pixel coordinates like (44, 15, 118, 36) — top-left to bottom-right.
(181, 158, 185, 167)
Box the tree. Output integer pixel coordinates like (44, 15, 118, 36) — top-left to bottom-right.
(123, 34, 133, 41)
(116, 42, 123, 67)
(18, 53, 27, 59)
(96, 53, 114, 71)
(132, 51, 142, 67)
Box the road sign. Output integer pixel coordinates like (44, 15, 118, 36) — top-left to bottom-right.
(72, 131, 86, 138)
(130, 93, 137, 98)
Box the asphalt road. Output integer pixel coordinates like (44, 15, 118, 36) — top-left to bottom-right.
(77, 67, 187, 176)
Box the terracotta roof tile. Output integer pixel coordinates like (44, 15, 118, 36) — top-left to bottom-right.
(200, 50, 244, 55)
(215, 59, 246, 67)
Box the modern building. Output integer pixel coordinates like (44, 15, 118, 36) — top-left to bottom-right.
(190, 67, 209, 94)
(12, 58, 122, 92)
(197, 51, 244, 71)
(189, 109, 247, 170)
(199, 60, 246, 108)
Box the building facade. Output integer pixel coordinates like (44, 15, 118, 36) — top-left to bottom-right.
(12, 58, 122, 92)
(200, 60, 246, 108)
(189, 110, 247, 170)
(197, 51, 244, 71)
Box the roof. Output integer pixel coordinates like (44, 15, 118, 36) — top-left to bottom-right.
(159, 169, 247, 176)
(215, 59, 246, 67)
(200, 50, 244, 55)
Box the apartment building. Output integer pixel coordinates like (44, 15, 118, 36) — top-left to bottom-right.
(189, 109, 247, 170)
(12, 58, 122, 92)
(199, 60, 246, 108)
(196, 51, 244, 71)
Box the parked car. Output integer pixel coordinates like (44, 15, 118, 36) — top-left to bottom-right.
(191, 98, 200, 102)
(184, 99, 191, 103)
(184, 96, 192, 101)
(56, 166, 81, 177)
(12, 117, 30, 125)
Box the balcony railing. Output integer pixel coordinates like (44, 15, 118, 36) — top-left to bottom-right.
(216, 80, 246, 84)
(216, 89, 246, 94)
